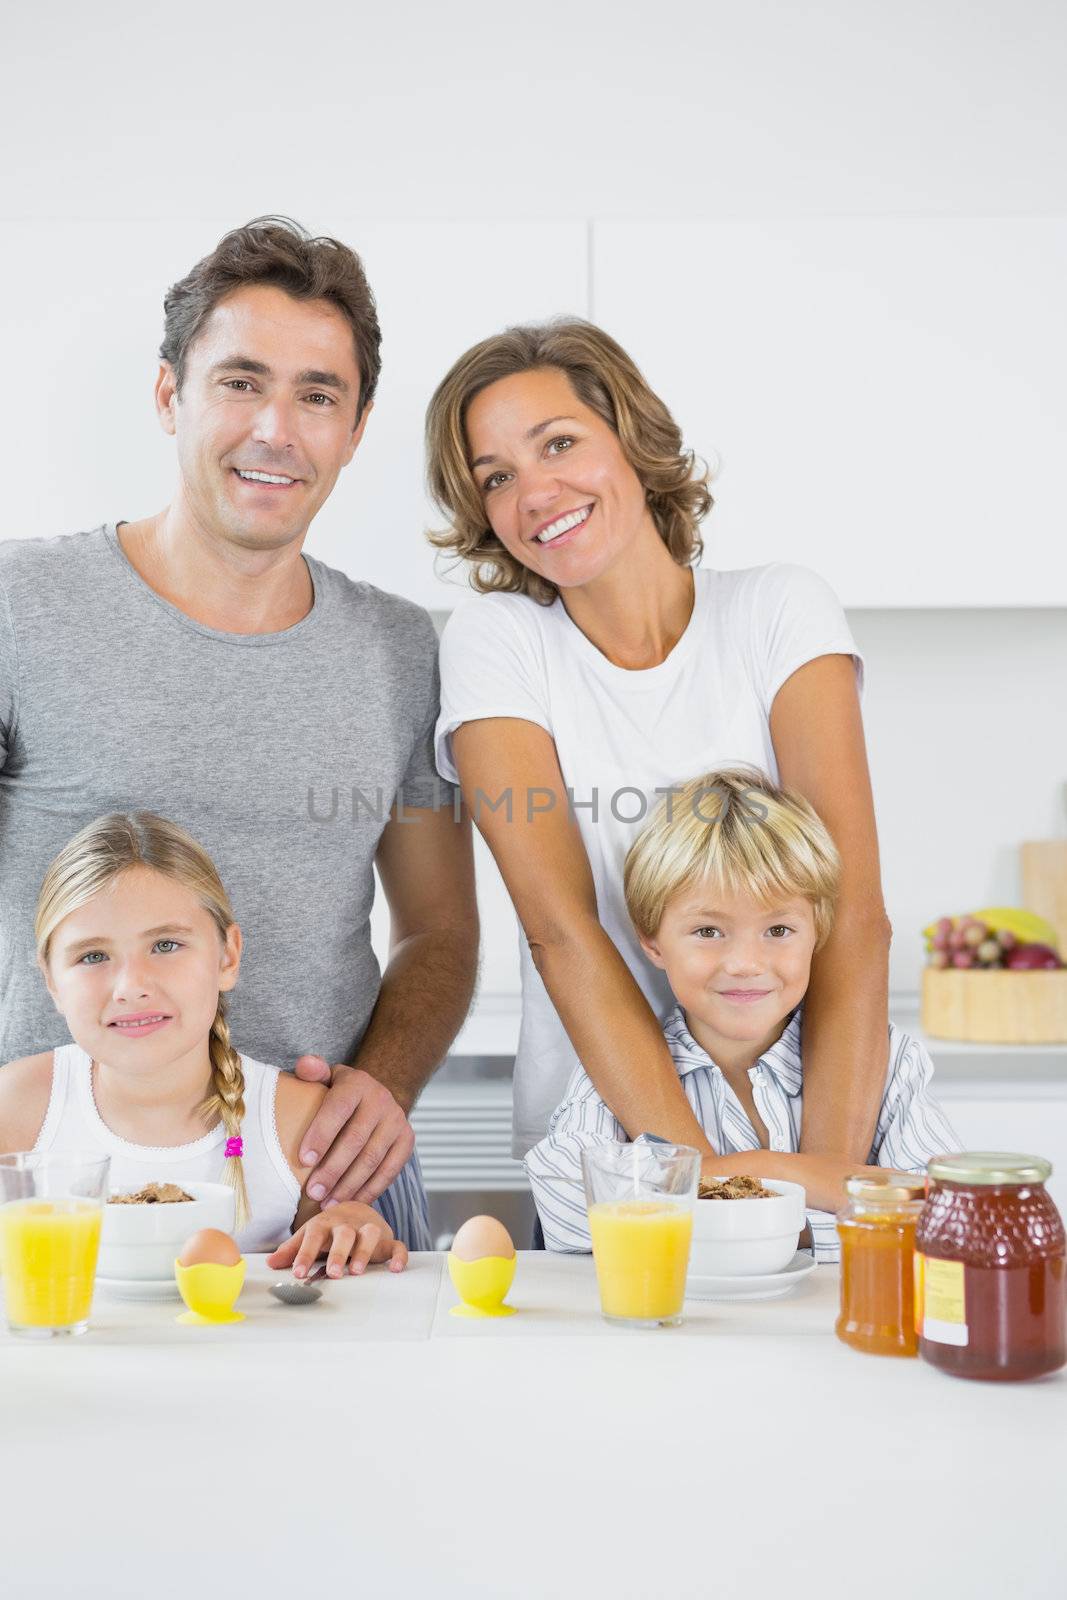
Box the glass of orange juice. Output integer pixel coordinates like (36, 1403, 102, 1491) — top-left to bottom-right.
(0, 1152, 110, 1339)
(582, 1141, 701, 1328)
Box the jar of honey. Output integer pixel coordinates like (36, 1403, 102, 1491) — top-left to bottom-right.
(916, 1152, 1066, 1383)
(836, 1172, 926, 1357)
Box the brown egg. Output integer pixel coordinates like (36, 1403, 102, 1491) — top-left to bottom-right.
(177, 1228, 242, 1268)
(450, 1215, 515, 1263)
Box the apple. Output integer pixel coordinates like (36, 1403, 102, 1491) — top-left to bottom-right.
(1004, 943, 1063, 971)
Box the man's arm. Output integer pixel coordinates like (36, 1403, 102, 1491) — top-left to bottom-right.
(297, 801, 479, 1205)
(356, 800, 479, 1115)
(699, 1148, 889, 1214)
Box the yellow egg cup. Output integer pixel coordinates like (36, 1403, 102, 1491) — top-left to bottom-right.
(174, 1258, 246, 1325)
(447, 1252, 517, 1318)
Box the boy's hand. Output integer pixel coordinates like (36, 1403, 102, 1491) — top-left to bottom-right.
(266, 1202, 409, 1280)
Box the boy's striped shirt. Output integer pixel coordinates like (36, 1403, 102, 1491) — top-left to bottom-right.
(524, 1005, 959, 1261)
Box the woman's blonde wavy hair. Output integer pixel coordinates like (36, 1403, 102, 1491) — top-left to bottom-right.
(425, 318, 714, 605)
(35, 813, 250, 1228)
(624, 768, 841, 950)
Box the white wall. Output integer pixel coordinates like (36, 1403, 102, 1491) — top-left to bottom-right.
(853, 607, 1067, 997)
(4, 3, 1065, 219)
(594, 220, 1067, 605)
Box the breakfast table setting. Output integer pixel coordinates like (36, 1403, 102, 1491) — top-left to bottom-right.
(2, 1143, 1066, 1600)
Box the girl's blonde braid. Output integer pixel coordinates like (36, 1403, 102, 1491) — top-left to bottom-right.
(201, 996, 250, 1230)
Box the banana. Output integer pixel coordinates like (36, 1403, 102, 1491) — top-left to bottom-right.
(971, 907, 1060, 950)
(923, 907, 1060, 951)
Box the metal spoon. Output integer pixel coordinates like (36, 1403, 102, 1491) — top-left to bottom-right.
(269, 1262, 329, 1305)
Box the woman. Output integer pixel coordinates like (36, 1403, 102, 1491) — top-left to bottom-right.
(425, 319, 891, 1177)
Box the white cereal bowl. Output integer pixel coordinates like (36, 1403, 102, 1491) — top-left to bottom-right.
(98, 1180, 237, 1281)
(688, 1178, 806, 1278)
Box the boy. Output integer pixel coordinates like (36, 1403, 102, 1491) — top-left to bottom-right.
(524, 768, 958, 1260)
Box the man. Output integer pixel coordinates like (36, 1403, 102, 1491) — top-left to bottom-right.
(0, 216, 478, 1245)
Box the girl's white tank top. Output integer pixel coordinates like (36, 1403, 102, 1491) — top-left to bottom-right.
(32, 1042, 301, 1252)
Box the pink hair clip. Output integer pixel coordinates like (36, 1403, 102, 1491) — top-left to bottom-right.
(224, 1137, 243, 1159)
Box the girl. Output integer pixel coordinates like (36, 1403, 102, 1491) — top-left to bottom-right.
(0, 812, 420, 1278)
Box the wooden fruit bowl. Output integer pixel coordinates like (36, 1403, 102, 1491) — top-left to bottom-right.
(921, 967, 1067, 1044)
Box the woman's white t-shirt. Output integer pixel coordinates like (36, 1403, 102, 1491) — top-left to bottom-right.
(435, 562, 864, 1157)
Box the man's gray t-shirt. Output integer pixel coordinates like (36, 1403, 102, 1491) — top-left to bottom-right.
(0, 524, 455, 1067)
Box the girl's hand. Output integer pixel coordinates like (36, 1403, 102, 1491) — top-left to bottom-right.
(266, 1202, 409, 1280)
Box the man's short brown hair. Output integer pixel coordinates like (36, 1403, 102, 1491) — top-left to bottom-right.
(159, 215, 382, 420)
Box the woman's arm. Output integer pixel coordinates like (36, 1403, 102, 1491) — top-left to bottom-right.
(452, 717, 715, 1155)
(770, 653, 893, 1163)
(699, 1147, 891, 1213)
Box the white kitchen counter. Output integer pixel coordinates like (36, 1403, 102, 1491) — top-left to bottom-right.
(450, 993, 1067, 1068)
(1, 1253, 1063, 1599)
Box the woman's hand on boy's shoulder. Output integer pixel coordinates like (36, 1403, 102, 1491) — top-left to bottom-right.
(266, 1201, 408, 1280)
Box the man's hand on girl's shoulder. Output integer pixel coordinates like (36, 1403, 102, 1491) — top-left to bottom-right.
(292, 1055, 415, 1206)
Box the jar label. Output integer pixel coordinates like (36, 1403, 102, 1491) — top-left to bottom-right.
(918, 1254, 968, 1346)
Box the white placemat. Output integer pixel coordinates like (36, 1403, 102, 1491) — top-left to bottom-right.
(1, 1252, 836, 1349)
(0, 1252, 444, 1348)
(432, 1250, 834, 1338)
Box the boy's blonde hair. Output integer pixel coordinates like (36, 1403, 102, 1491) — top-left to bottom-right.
(36, 813, 250, 1228)
(623, 768, 841, 949)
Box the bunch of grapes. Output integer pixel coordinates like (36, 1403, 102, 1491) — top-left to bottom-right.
(926, 917, 1014, 970)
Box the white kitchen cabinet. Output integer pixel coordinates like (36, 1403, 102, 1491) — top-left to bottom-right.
(592, 219, 1067, 606)
(935, 1081, 1067, 1215)
(0, 218, 588, 611)
(304, 219, 588, 607)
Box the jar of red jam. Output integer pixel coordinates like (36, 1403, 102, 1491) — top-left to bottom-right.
(916, 1152, 1066, 1382)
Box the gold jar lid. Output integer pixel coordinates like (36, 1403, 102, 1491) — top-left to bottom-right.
(926, 1151, 1052, 1186)
(845, 1172, 927, 1204)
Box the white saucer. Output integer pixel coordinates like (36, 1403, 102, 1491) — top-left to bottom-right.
(685, 1251, 818, 1302)
(96, 1275, 181, 1302)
